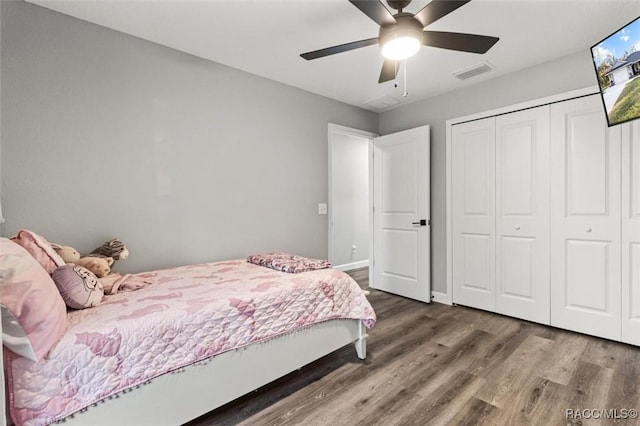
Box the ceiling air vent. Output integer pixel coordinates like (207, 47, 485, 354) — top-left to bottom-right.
(452, 61, 494, 80)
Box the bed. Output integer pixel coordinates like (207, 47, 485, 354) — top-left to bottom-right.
(1, 235, 376, 426)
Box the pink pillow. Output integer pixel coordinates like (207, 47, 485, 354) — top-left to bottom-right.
(0, 238, 67, 361)
(11, 229, 65, 274)
(52, 265, 104, 309)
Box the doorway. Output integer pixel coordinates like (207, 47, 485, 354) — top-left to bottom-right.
(328, 123, 431, 302)
(328, 124, 376, 272)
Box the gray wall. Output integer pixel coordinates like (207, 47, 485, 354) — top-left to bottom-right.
(0, 0, 377, 273)
(379, 50, 599, 295)
(330, 132, 369, 267)
(0, 0, 604, 293)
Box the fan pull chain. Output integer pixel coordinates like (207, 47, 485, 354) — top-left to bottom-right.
(402, 60, 408, 97)
(394, 61, 399, 88)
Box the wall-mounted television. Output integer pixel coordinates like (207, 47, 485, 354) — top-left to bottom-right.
(591, 16, 640, 127)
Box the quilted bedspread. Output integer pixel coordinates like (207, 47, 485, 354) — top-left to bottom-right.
(4, 260, 376, 426)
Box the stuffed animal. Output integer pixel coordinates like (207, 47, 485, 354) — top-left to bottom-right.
(75, 256, 114, 278)
(50, 243, 81, 263)
(90, 238, 129, 263)
(51, 243, 114, 278)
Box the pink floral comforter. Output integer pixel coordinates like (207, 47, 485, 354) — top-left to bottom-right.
(4, 260, 376, 426)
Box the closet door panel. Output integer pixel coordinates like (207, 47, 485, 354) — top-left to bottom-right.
(495, 106, 550, 324)
(500, 236, 535, 297)
(452, 117, 496, 310)
(622, 121, 640, 345)
(550, 95, 621, 340)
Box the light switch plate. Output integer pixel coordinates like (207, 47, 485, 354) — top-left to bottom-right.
(318, 203, 328, 215)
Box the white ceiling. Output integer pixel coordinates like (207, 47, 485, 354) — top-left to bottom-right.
(25, 0, 640, 112)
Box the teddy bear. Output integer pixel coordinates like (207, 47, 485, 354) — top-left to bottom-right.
(75, 256, 114, 278)
(50, 243, 114, 278)
(50, 243, 81, 263)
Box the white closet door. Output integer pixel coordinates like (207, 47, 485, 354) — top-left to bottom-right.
(622, 121, 640, 345)
(495, 106, 550, 324)
(452, 117, 496, 311)
(550, 95, 621, 340)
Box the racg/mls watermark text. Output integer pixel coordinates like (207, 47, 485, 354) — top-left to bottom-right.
(566, 408, 639, 420)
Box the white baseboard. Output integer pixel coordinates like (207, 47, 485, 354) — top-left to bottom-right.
(333, 260, 369, 272)
(431, 291, 452, 305)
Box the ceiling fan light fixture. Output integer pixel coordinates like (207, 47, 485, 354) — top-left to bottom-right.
(381, 36, 421, 60)
(378, 14, 424, 61)
(300, 1, 500, 84)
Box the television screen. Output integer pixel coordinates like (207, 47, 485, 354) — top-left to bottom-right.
(591, 16, 640, 127)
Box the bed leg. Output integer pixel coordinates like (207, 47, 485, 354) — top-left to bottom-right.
(355, 321, 368, 360)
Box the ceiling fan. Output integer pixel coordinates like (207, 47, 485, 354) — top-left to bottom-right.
(300, 0, 499, 83)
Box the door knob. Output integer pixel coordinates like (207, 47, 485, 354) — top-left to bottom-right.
(586, 226, 592, 233)
(514, 225, 521, 231)
(412, 219, 427, 226)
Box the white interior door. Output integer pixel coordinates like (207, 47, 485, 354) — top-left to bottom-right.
(451, 117, 496, 311)
(550, 95, 621, 340)
(495, 106, 550, 324)
(622, 120, 640, 345)
(372, 125, 430, 302)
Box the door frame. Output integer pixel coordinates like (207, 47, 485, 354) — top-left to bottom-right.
(444, 85, 599, 306)
(327, 124, 378, 280)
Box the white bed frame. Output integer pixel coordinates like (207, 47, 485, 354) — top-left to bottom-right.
(3, 319, 368, 426)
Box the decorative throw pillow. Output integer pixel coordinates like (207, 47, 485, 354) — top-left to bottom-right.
(11, 229, 65, 274)
(0, 238, 67, 361)
(52, 265, 104, 310)
(247, 252, 332, 273)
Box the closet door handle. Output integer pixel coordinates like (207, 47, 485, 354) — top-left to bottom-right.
(412, 219, 427, 226)
(585, 226, 592, 233)
(514, 225, 520, 231)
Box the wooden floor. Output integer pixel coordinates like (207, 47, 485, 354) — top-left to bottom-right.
(188, 268, 640, 425)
